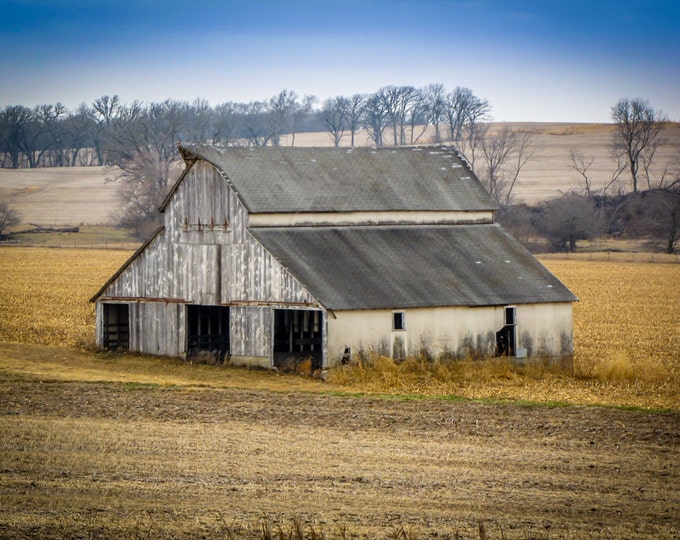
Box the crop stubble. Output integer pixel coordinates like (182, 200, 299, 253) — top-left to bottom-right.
(0, 247, 679, 537)
(0, 248, 679, 409)
(0, 381, 678, 539)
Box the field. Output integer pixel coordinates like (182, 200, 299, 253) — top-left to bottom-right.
(0, 247, 679, 538)
(2, 123, 679, 230)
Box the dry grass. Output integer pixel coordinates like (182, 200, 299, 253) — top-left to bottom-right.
(1, 248, 679, 538)
(0, 247, 130, 347)
(1, 378, 678, 539)
(0, 247, 679, 409)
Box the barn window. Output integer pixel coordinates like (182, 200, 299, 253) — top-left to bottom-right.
(102, 303, 129, 351)
(273, 309, 323, 370)
(186, 305, 230, 362)
(505, 306, 516, 326)
(393, 311, 406, 331)
(496, 306, 517, 357)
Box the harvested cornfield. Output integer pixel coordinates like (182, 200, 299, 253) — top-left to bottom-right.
(544, 260, 680, 376)
(0, 247, 678, 409)
(0, 247, 130, 346)
(1, 247, 679, 538)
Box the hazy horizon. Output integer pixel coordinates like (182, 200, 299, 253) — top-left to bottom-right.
(1, 0, 679, 123)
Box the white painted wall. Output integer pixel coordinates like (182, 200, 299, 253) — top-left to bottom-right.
(326, 302, 574, 364)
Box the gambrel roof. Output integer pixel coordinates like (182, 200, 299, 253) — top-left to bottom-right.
(170, 144, 498, 213)
(252, 224, 577, 310)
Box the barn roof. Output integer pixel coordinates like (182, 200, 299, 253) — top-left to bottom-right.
(252, 224, 577, 310)
(172, 144, 498, 213)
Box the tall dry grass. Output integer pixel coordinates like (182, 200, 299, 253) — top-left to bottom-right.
(0, 247, 678, 408)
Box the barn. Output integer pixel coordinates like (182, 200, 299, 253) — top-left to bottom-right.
(92, 144, 577, 369)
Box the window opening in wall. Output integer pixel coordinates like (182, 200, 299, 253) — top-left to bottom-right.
(103, 303, 129, 351)
(187, 305, 230, 362)
(496, 306, 516, 356)
(393, 311, 406, 331)
(505, 306, 516, 326)
(273, 309, 323, 370)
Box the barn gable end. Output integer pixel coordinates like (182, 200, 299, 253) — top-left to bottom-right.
(94, 159, 324, 366)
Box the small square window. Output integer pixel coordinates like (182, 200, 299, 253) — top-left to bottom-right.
(393, 312, 405, 331)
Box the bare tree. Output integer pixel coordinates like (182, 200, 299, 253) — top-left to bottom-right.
(570, 148, 626, 199)
(289, 94, 316, 147)
(319, 96, 349, 147)
(346, 94, 366, 147)
(267, 90, 298, 146)
(477, 127, 536, 209)
(35, 103, 68, 166)
(62, 104, 95, 166)
(381, 85, 421, 146)
(502, 131, 536, 209)
(0, 201, 20, 237)
(211, 102, 240, 145)
(407, 90, 430, 145)
(103, 100, 183, 238)
(91, 95, 122, 165)
(362, 92, 388, 147)
(0, 105, 33, 168)
(423, 83, 447, 144)
(239, 101, 272, 147)
(445, 87, 490, 146)
(611, 98, 667, 193)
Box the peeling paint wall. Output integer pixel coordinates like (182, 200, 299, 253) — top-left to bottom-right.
(326, 303, 574, 364)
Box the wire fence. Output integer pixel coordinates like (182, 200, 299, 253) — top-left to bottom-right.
(539, 251, 680, 264)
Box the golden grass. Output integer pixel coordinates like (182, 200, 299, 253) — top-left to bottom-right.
(0, 247, 678, 409)
(544, 260, 680, 376)
(0, 247, 130, 347)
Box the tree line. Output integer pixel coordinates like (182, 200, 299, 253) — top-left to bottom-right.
(0, 89, 677, 252)
(0, 85, 492, 169)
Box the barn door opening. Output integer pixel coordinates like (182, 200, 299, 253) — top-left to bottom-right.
(496, 306, 516, 356)
(187, 305, 230, 362)
(273, 309, 323, 370)
(103, 303, 129, 351)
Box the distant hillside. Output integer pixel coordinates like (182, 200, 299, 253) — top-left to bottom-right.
(1, 123, 678, 226)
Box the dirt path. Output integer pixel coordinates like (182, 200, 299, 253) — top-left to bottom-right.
(1, 380, 678, 538)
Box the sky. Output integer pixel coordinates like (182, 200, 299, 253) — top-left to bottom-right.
(1, 0, 679, 123)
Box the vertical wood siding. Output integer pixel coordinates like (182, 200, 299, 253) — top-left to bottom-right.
(96, 160, 322, 360)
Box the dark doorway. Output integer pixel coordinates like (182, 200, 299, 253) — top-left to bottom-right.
(496, 306, 516, 356)
(103, 303, 129, 351)
(187, 305, 230, 362)
(273, 309, 323, 370)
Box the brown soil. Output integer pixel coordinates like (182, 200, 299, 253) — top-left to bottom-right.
(1, 377, 678, 539)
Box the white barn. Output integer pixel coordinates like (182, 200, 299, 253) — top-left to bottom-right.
(92, 144, 577, 369)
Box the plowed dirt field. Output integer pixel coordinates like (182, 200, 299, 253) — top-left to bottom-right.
(1, 377, 677, 539)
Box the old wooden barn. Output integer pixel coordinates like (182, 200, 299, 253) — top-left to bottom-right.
(92, 144, 577, 369)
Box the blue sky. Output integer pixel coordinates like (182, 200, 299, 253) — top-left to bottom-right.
(1, 0, 678, 122)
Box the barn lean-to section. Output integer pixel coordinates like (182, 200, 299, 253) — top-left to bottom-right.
(92, 145, 577, 368)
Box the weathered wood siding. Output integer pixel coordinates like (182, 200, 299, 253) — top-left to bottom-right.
(96, 160, 322, 362)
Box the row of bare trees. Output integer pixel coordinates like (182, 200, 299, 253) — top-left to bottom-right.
(0, 85, 494, 169)
(1, 90, 676, 248)
(0, 92, 319, 169)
